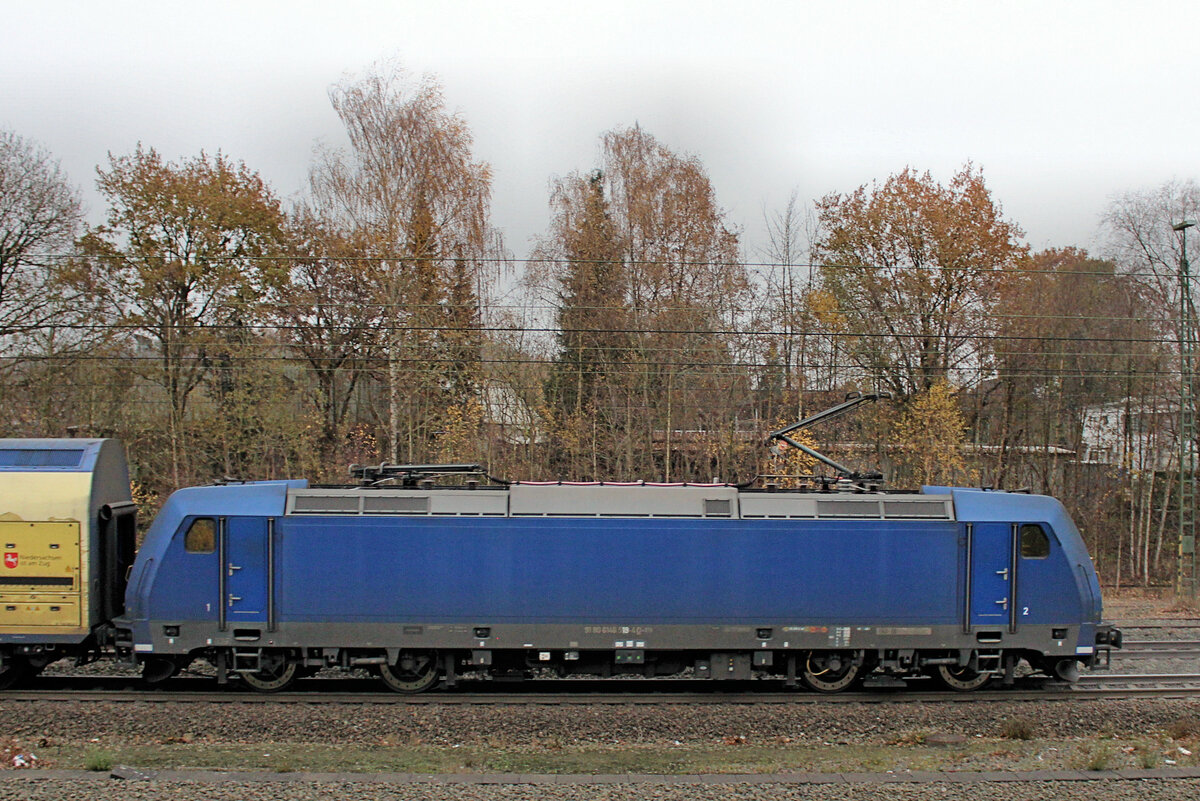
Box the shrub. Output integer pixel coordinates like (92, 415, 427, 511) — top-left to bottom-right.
(889, 731, 927, 746)
(999, 716, 1036, 741)
(83, 750, 114, 772)
(1135, 742, 1161, 769)
(1076, 742, 1114, 771)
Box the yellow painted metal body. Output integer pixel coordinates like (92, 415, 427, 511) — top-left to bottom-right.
(0, 473, 91, 636)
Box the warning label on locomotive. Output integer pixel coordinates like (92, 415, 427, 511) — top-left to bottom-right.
(584, 625, 654, 636)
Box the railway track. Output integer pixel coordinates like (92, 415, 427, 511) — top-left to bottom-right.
(3, 672, 1200, 704)
(1113, 639, 1200, 658)
(1077, 673, 1200, 691)
(1113, 620, 1200, 629)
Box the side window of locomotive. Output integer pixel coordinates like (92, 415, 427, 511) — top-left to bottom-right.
(1019, 524, 1050, 559)
(184, 518, 216, 554)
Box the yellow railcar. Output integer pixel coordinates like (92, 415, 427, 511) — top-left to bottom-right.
(0, 439, 135, 686)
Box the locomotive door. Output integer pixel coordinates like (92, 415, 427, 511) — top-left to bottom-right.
(968, 522, 1014, 628)
(224, 517, 267, 623)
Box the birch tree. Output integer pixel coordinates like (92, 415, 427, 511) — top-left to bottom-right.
(309, 63, 494, 464)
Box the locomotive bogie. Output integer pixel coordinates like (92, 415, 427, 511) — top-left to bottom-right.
(126, 642, 1055, 694)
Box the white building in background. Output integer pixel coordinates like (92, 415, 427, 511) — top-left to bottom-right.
(482, 381, 545, 446)
(1080, 400, 1177, 471)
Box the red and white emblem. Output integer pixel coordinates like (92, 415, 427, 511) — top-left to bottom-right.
(3, 552, 16, 569)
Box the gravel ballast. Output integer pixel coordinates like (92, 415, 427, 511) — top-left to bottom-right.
(3, 597, 1198, 797)
(1, 776, 1200, 801)
(0, 697, 1197, 747)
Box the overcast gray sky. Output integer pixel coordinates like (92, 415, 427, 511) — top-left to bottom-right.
(4, 1, 1198, 260)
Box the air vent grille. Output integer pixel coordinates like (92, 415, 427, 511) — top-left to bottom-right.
(703, 499, 732, 517)
(363, 495, 430, 514)
(817, 499, 880, 518)
(290, 495, 360, 514)
(882, 500, 950, 519)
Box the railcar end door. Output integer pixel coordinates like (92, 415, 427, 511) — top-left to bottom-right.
(969, 522, 1014, 627)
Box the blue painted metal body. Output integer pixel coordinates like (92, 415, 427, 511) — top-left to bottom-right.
(934, 486, 1102, 650)
(123, 482, 303, 629)
(123, 482, 1105, 659)
(274, 517, 962, 625)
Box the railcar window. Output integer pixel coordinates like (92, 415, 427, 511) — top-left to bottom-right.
(184, 518, 216, 553)
(1019, 524, 1050, 559)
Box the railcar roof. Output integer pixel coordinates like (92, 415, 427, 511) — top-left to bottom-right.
(0, 438, 110, 472)
(283, 483, 958, 521)
(152, 480, 1075, 529)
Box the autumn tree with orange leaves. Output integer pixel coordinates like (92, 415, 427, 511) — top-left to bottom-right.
(814, 165, 1027, 402)
(76, 146, 286, 484)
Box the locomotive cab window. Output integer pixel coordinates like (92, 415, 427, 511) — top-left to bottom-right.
(1019, 524, 1050, 559)
(184, 518, 216, 554)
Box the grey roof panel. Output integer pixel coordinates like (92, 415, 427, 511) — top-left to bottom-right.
(286, 486, 953, 521)
(509, 484, 740, 518)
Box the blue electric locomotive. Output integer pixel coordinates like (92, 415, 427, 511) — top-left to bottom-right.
(112, 473, 1118, 692)
(0, 394, 1121, 694)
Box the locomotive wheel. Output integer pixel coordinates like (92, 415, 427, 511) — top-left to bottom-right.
(935, 663, 992, 691)
(801, 651, 861, 693)
(240, 651, 298, 693)
(0, 657, 28, 691)
(378, 650, 441, 693)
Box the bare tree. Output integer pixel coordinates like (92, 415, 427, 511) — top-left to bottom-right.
(310, 62, 495, 463)
(1102, 180, 1200, 585)
(534, 126, 751, 480)
(758, 189, 817, 418)
(1104, 179, 1200, 345)
(0, 130, 83, 364)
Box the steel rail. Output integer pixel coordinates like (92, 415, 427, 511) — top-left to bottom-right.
(1113, 639, 1200, 658)
(4, 674, 1200, 705)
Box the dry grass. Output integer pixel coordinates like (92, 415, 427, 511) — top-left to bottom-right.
(1074, 742, 1115, 771)
(998, 716, 1037, 741)
(13, 735, 1177, 776)
(1166, 717, 1200, 741)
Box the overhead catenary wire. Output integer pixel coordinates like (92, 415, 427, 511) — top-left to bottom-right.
(19, 250, 1195, 280)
